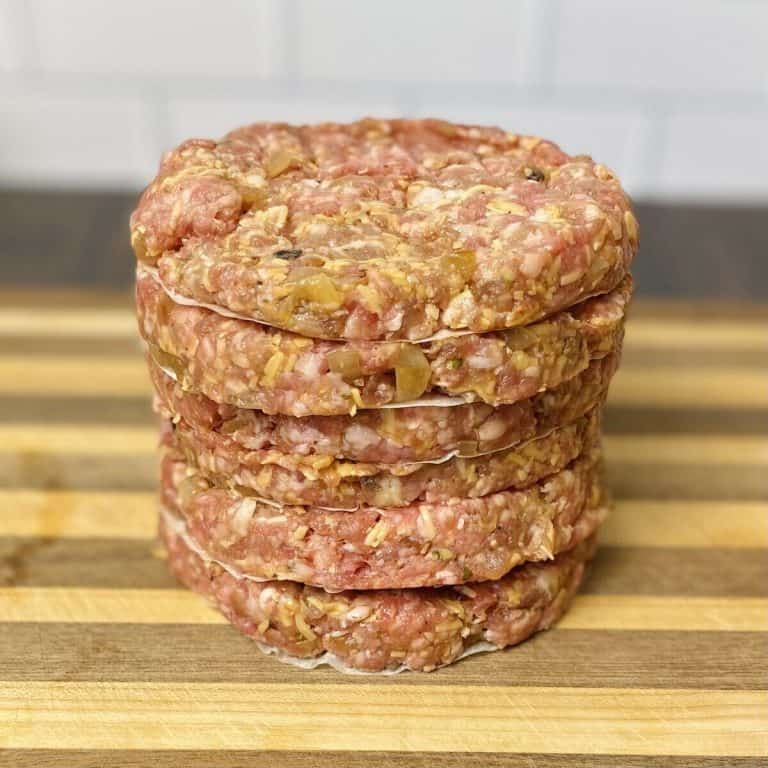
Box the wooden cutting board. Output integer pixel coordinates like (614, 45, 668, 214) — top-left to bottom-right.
(0, 291, 766, 766)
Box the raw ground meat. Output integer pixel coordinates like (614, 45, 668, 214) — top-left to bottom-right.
(131, 118, 637, 341)
(160, 443, 606, 591)
(161, 512, 597, 672)
(137, 268, 631, 416)
(152, 349, 620, 464)
(167, 407, 601, 509)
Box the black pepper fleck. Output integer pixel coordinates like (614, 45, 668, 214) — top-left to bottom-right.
(524, 167, 546, 182)
(274, 249, 303, 260)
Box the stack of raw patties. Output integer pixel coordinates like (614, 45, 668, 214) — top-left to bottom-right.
(131, 119, 637, 673)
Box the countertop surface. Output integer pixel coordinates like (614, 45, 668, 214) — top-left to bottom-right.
(0, 291, 766, 766)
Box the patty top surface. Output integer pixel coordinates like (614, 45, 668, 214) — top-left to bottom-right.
(131, 118, 637, 341)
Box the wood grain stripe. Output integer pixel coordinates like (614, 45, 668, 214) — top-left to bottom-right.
(1, 588, 764, 630)
(621, 347, 765, 368)
(1, 624, 765, 690)
(2, 337, 761, 370)
(0, 308, 136, 338)
(1, 304, 763, 343)
(603, 406, 768, 435)
(1, 396, 764, 437)
(582, 547, 768, 597)
(2, 682, 766, 755)
(2, 536, 765, 595)
(3, 492, 763, 549)
(608, 368, 768, 409)
(0, 357, 149, 396)
(603, 435, 768, 465)
(624, 320, 768, 350)
(1, 751, 765, 768)
(2, 425, 765, 499)
(0, 336, 141, 357)
(600, 501, 768, 548)
(0, 424, 155, 453)
(2, 424, 763, 463)
(3, 456, 763, 500)
(0, 395, 152, 424)
(0, 358, 765, 409)
(0, 490, 156, 539)
(606, 464, 768, 502)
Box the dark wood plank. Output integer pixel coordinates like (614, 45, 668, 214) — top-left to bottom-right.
(0, 189, 136, 290)
(0, 751, 762, 768)
(0, 337, 141, 356)
(629, 202, 768, 302)
(2, 538, 764, 596)
(0, 396, 764, 437)
(0, 395, 153, 425)
(2, 190, 767, 301)
(1, 623, 764, 690)
(605, 463, 768, 502)
(4, 452, 764, 500)
(620, 347, 766, 368)
(0, 288, 132, 308)
(1, 337, 761, 368)
(0, 537, 169, 589)
(0, 454, 158, 491)
(603, 405, 768, 435)
(583, 547, 768, 597)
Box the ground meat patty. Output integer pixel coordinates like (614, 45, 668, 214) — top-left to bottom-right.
(160, 444, 605, 591)
(161, 513, 597, 672)
(137, 268, 630, 417)
(131, 119, 637, 342)
(168, 406, 601, 509)
(152, 350, 619, 464)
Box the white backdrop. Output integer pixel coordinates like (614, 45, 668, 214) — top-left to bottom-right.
(0, 0, 766, 201)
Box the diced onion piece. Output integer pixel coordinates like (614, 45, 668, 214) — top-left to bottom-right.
(394, 345, 431, 401)
(444, 250, 476, 283)
(131, 228, 154, 263)
(150, 344, 186, 380)
(293, 274, 343, 309)
(327, 348, 363, 382)
(455, 440, 479, 456)
(265, 150, 297, 179)
(503, 326, 539, 351)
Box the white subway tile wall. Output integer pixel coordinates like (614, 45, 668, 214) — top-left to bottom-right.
(0, 0, 24, 72)
(554, 0, 768, 94)
(0, 0, 766, 200)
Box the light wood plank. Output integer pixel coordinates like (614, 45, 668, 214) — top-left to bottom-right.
(0, 359, 766, 408)
(0, 490, 157, 539)
(0, 309, 137, 338)
(1, 589, 764, 631)
(601, 500, 768, 548)
(2, 425, 765, 466)
(0, 587, 224, 625)
(3, 623, 765, 690)
(0, 357, 149, 396)
(559, 596, 768, 632)
(608, 368, 768, 409)
(1, 303, 765, 351)
(1, 682, 766, 755)
(0, 424, 156, 454)
(0, 491, 765, 551)
(624, 320, 768, 350)
(603, 435, 768, 466)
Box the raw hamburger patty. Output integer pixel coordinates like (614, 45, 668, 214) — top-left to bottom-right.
(137, 268, 630, 416)
(131, 118, 637, 341)
(161, 513, 597, 672)
(167, 407, 601, 509)
(152, 350, 619, 464)
(160, 446, 605, 591)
